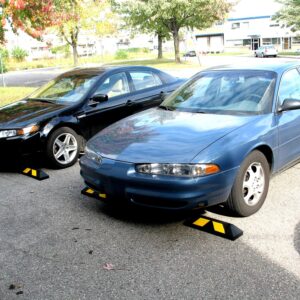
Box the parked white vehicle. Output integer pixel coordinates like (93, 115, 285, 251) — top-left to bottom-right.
(254, 45, 278, 57)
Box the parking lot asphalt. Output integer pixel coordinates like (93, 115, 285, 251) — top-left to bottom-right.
(0, 161, 299, 299)
(1, 55, 300, 299)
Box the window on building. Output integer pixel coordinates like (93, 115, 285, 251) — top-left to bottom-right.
(292, 37, 300, 44)
(243, 39, 251, 46)
(272, 38, 281, 45)
(263, 38, 272, 45)
(231, 23, 240, 29)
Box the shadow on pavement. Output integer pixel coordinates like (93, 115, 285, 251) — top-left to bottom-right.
(96, 201, 206, 225)
(0, 154, 49, 173)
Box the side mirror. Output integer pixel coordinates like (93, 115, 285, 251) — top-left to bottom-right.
(89, 94, 108, 105)
(278, 98, 300, 112)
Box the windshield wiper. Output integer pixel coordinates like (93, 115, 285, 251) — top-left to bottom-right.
(28, 98, 56, 104)
(158, 105, 174, 111)
(195, 110, 206, 114)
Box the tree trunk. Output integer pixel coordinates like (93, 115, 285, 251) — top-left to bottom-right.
(172, 28, 180, 63)
(72, 43, 78, 66)
(158, 34, 163, 59)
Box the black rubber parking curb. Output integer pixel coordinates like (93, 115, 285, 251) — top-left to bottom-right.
(184, 215, 243, 241)
(81, 187, 107, 201)
(21, 168, 49, 181)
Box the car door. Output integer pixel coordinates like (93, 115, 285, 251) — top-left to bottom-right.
(276, 68, 300, 169)
(126, 70, 166, 112)
(78, 71, 132, 138)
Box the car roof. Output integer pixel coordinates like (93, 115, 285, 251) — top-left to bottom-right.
(59, 65, 163, 77)
(205, 61, 300, 74)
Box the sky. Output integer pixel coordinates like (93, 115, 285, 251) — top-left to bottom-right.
(229, 0, 283, 18)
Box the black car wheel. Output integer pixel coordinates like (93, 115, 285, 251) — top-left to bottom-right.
(46, 127, 80, 168)
(226, 151, 270, 217)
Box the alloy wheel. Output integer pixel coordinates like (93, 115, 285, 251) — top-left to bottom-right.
(53, 133, 78, 165)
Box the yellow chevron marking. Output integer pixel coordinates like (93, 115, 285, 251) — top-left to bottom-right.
(213, 221, 225, 234)
(23, 168, 31, 174)
(193, 218, 210, 227)
(86, 188, 94, 194)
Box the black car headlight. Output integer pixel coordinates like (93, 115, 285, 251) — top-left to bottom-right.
(0, 125, 39, 139)
(85, 146, 102, 163)
(135, 163, 220, 177)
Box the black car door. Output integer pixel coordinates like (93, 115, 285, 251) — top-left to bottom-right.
(77, 71, 132, 139)
(126, 69, 167, 112)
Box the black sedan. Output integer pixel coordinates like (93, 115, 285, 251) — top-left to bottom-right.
(0, 66, 184, 168)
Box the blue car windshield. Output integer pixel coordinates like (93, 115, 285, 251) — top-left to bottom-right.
(28, 74, 100, 104)
(162, 70, 276, 114)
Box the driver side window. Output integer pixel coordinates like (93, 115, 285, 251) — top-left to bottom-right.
(94, 72, 130, 98)
(278, 69, 300, 105)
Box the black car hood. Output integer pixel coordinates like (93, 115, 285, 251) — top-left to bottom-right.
(0, 100, 66, 128)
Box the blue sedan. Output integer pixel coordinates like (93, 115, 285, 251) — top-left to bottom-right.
(80, 62, 300, 216)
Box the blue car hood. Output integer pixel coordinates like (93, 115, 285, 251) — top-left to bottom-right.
(89, 108, 260, 163)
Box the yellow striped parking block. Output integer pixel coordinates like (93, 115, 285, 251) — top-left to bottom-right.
(21, 168, 49, 181)
(81, 187, 107, 201)
(184, 216, 243, 241)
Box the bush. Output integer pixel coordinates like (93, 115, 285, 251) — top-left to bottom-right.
(127, 48, 140, 53)
(142, 47, 150, 53)
(50, 44, 70, 57)
(0, 59, 7, 73)
(11, 47, 28, 62)
(114, 49, 128, 60)
(0, 48, 8, 73)
(0, 48, 9, 60)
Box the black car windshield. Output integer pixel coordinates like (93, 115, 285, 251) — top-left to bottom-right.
(29, 74, 100, 104)
(161, 70, 276, 115)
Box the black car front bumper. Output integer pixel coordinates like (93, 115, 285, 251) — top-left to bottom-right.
(0, 132, 43, 161)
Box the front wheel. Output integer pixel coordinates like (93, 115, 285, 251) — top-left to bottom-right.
(226, 151, 270, 217)
(46, 127, 80, 169)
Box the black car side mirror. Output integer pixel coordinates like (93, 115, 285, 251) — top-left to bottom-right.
(92, 94, 108, 103)
(278, 98, 300, 112)
(89, 94, 108, 106)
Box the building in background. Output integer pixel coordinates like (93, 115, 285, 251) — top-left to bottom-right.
(195, 0, 300, 53)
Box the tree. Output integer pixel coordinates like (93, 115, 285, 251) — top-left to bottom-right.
(273, 0, 300, 31)
(0, 0, 61, 43)
(112, 0, 170, 59)
(57, 0, 117, 66)
(114, 0, 231, 63)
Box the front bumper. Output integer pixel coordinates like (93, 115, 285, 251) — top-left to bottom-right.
(80, 156, 239, 210)
(0, 132, 43, 160)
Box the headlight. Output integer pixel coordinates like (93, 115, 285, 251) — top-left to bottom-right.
(17, 125, 39, 136)
(0, 125, 39, 139)
(0, 130, 17, 138)
(135, 163, 220, 177)
(85, 146, 102, 163)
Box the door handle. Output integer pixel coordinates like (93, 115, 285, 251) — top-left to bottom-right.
(126, 100, 134, 106)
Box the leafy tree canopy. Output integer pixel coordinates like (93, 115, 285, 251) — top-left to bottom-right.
(113, 0, 231, 62)
(0, 0, 64, 42)
(274, 0, 300, 31)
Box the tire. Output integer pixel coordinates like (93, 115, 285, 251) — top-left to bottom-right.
(226, 150, 270, 217)
(261, 53, 265, 58)
(46, 127, 80, 169)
